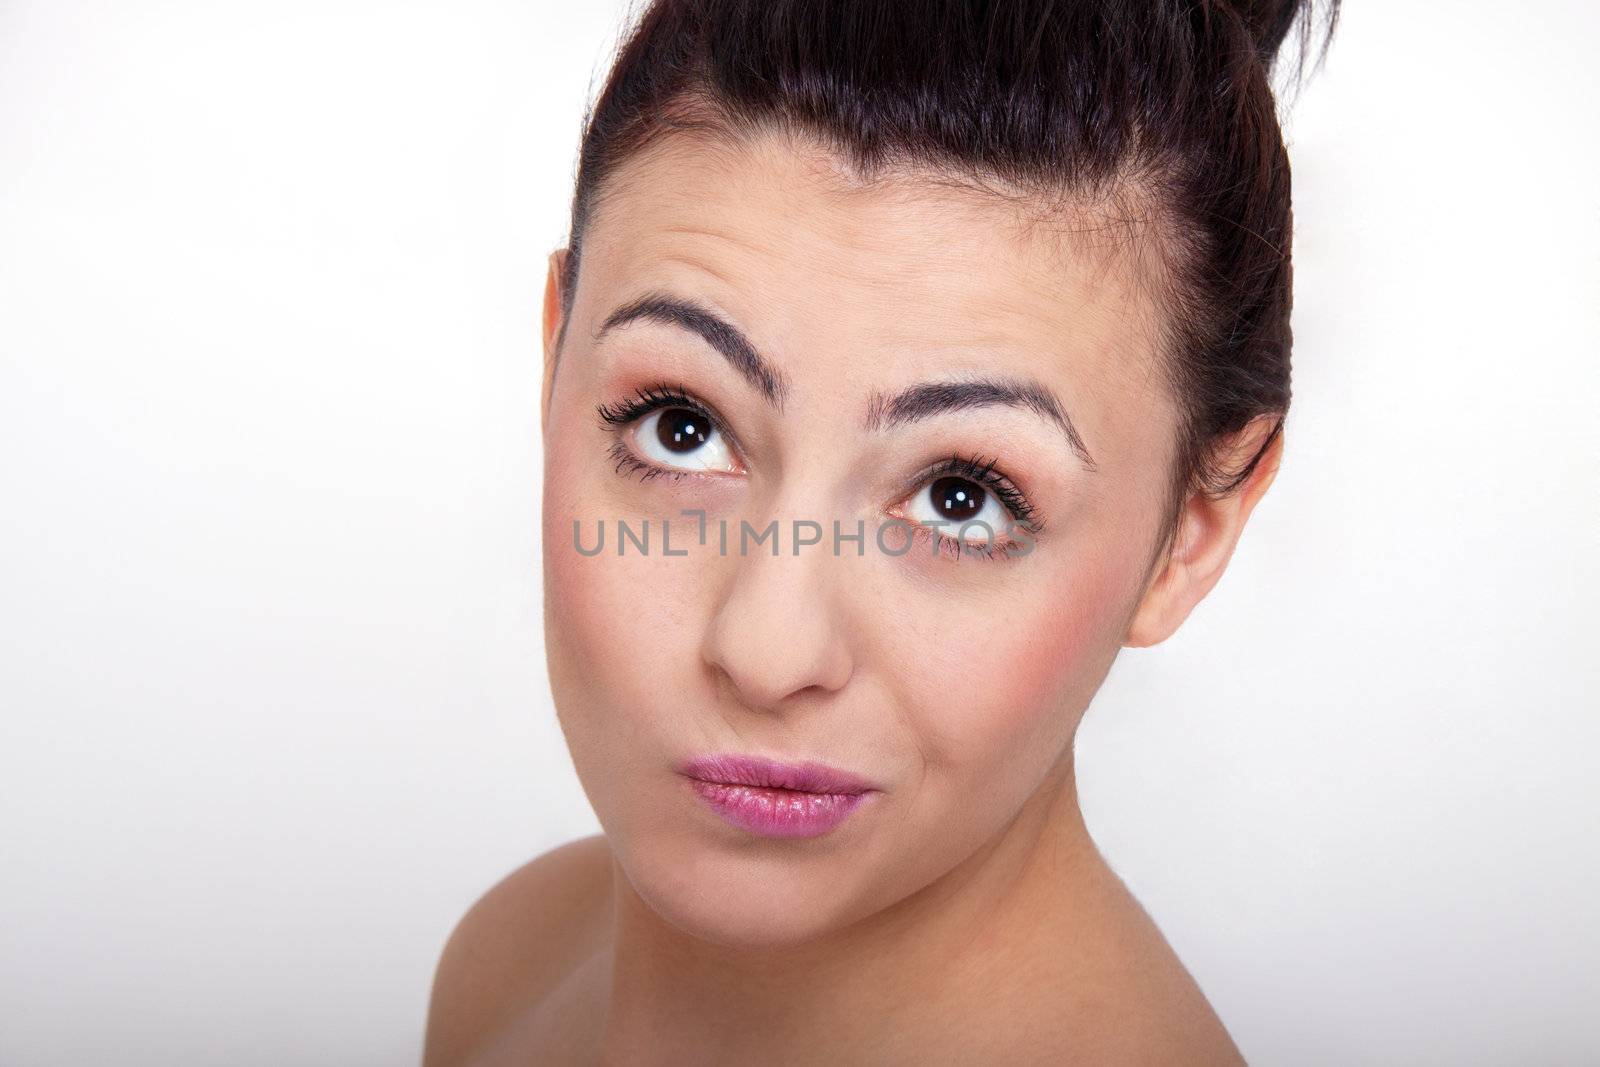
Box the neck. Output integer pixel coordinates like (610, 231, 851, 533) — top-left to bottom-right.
(597, 755, 1110, 1060)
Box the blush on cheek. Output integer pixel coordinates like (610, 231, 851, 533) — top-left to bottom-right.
(542, 500, 720, 713)
(902, 552, 1134, 789)
(545, 529, 646, 697)
(541, 512, 703, 835)
(988, 611, 1097, 754)
(1016, 553, 1133, 714)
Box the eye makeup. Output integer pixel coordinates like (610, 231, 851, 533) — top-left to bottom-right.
(596, 382, 737, 449)
(596, 381, 746, 482)
(593, 379, 1047, 561)
(890, 453, 1045, 562)
(899, 453, 1042, 531)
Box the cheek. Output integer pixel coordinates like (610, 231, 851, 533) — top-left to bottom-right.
(546, 552, 708, 687)
(886, 550, 1132, 793)
(542, 451, 713, 755)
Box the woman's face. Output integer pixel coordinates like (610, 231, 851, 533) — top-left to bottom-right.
(540, 127, 1180, 948)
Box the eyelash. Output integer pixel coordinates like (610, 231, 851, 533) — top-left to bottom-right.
(596, 382, 715, 433)
(914, 453, 1040, 530)
(594, 381, 1044, 557)
(596, 382, 738, 484)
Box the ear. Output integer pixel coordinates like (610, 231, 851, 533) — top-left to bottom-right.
(540, 248, 571, 439)
(1122, 416, 1285, 648)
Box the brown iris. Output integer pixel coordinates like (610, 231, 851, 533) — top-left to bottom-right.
(930, 476, 985, 522)
(655, 408, 710, 454)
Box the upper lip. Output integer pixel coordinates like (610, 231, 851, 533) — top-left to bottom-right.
(679, 753, 878, 795)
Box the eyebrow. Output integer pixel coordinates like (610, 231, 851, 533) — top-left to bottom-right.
(865, 378, 1098, 472)
(595, 293, 790, 406)
(595, 291, 1095, 472)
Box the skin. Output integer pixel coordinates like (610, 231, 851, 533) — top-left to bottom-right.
(425, 123, 1281, 1066)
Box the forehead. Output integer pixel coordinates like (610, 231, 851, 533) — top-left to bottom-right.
(576, 125, 1175, 466)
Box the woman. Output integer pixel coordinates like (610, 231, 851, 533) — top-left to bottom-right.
(426, 0, 1339, 1061)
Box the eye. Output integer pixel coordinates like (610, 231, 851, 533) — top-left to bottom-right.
(891, 453, 1043, 560)
(905, 474, 1017, 545)
(630, 406, 740, 473)
(595, 384, 745, 479)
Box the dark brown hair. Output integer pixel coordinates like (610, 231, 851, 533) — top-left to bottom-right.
(556, 0, 1341, 560)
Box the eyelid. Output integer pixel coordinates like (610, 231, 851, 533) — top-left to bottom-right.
(595, 381, 750, 469)
(897, 453, 1044, 534)
(902, 522, 1025, 562)
(596, 387, 1044, 545)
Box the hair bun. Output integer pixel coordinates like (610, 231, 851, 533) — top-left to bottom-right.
(1216, 0, 1341, 77)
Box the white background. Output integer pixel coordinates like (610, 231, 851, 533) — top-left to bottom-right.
(2, 2, 1596, 1064)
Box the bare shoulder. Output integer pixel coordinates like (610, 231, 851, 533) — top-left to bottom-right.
(422, 834, 615, 1067)
(1061, 862, 1246, 1065)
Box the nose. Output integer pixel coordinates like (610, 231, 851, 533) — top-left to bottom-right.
(702, 531, 855, 712)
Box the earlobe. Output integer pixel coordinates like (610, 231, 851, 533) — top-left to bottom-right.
(1121, 506, 1200, 650)
(1121, 418, 1285, 649)
(541, 248, 571, 438)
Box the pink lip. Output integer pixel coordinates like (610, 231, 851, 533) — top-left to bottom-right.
(679, 753, 880, 839)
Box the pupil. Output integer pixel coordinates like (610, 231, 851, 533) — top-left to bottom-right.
(930, 476, 985, 522)
(657, 408, 709, 453)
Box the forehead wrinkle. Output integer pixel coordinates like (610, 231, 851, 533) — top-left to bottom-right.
(638, 188, 1138, 427)
(650, 243, 748, 295)
(606, 127, 1063, 304)
(584, 123, 1173, 439)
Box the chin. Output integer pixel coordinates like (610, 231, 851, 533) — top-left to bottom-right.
(612, 828, 886, 951)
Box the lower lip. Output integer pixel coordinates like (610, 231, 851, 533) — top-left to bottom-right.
(686, 778, 874, 838)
